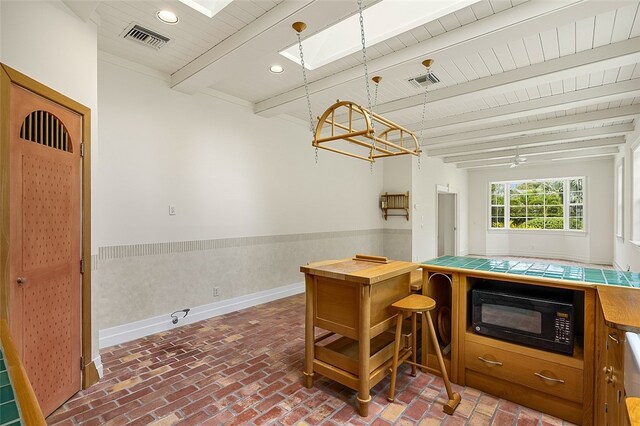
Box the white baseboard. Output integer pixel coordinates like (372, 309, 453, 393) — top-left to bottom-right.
(99, 282, 304, 348)
(93, 355, 103, 378)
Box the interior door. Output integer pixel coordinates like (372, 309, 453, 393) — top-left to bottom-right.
(437, 192, 456, 257)
(9, 84, 82, 416)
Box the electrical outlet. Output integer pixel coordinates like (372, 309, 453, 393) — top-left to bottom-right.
(213, 287, 220, 298)
(169, 205, 176, 215)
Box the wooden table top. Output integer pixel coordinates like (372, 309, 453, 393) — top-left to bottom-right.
(300, 257, 418, 285)
(597, 286, 640, 332)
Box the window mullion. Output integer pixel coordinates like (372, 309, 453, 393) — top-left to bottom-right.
(564, 179, 569, 231)
(505, 183, 510, 228)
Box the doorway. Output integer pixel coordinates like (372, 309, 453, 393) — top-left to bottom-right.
(437, 190, 457, 257)
(0, 64, 96, 416)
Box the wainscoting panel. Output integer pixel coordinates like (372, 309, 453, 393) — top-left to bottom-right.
(96, 229, 385, 331)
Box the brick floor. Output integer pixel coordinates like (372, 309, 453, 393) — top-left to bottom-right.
(48, 294, 577, 425)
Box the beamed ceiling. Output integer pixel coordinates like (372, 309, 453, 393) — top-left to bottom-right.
(72, 0, 640, 168)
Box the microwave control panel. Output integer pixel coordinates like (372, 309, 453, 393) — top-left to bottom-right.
(554, 312, 572, 344)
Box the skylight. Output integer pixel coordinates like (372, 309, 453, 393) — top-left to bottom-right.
(178, 0, 233, 18)
(280, 0, 478, 70)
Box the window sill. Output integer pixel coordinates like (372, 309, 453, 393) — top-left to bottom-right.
(488, 228, 587, 236)
(630, 240, 640, 248)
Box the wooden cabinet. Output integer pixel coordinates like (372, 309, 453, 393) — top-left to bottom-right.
(595, 296, 628, 426)
(421, 271, 459, 382)
(465, 338, 584, 403)
(456, 275, 594, 425)
(420, 264, 596, 425)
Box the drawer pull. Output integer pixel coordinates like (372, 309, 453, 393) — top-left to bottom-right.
(608, 333, 620, 344)
(534, 372, 565, 384)
(478, 356, 502, 366)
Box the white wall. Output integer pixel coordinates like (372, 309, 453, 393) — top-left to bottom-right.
(95, 57, 391, 330)
(468, 159, 614, 264)
(97, 57, 384, 246)
(412, 156, 469, 262)
(613, 130, 640, 271)
(1, 0, 100, 361)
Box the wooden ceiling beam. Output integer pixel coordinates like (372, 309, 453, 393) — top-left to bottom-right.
(418, 79, 640, 133)
(254, 0, 627, 116)
(457, 146, 620, 169)
(443, 136, 626, 163)
(427, 123, 635, 156)
(170, 1, 316, 94)
(426, 104, 640, 146)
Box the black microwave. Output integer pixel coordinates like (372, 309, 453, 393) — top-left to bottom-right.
(472, 282, 574, 355)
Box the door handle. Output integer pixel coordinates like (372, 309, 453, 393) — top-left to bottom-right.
(16, 277, 26, 285)
(478, 356, 503, 366)
(534, 372, 565, 384)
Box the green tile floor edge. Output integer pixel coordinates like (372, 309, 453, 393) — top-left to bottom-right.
(0, 347, 23, 426)
(422, 255, 640, 288)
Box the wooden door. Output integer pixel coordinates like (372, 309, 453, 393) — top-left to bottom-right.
(8, 84, 82, 416)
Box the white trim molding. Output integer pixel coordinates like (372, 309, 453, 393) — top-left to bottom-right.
(93, 355, 104, 378)
(99, 282, 304, 348)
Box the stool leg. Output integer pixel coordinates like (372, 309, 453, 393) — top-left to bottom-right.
(411, 312, 417, 377)
(387, 313, 404, 402)
(421, 311, 428, 373)
(425, 311, 461, 415)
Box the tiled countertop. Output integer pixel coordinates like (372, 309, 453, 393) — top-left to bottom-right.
(423, 256, 640, 288)
(0, 348, 21, 426)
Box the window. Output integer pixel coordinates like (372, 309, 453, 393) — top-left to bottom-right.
(490, 183, 505, 228)
(633, 146, 640, 242)
(489, 177, 584, 231)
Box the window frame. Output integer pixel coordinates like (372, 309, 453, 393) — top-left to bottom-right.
(632, 144, 640, 245)
(616, 160, 624, 239)
(488, 177, 586, 232)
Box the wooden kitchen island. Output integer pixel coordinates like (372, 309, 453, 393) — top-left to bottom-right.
(300, 256, 419, 416)
(420, 255, 640, 426)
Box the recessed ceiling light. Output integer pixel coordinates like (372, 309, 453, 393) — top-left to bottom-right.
(157, 10, 179, 24)
(178, 0, 233, 18)
(269, 65, 284, 74)
(280, 0, 477, 70)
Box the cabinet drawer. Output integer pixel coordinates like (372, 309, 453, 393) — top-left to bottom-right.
(465, 340, 583, 403)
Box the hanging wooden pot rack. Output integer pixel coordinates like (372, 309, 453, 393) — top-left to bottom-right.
(313, 100, 421, 163)
(293, 16, 429, 164)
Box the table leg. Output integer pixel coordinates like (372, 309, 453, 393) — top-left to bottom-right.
(357, 285, 371, 417)
(304, 274, 315, 388)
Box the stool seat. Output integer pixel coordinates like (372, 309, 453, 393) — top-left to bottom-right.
(391, 294, 435, 312)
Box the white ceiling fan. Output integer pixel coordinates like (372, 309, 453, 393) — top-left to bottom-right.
(509, 149, 527, 168)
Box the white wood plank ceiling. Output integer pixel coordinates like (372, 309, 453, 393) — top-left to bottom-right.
(90, 0, 640, 168)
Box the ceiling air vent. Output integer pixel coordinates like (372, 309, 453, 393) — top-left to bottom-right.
(122, 24, 170, 50)
(407, 71, 440, 89)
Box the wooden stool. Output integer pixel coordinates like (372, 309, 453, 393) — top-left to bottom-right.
(388, 294, 461, 415)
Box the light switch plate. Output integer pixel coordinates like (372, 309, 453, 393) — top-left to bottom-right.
(169, 205, 176, 215)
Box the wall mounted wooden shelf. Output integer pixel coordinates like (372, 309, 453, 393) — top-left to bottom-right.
(380, 191, 409, 220)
